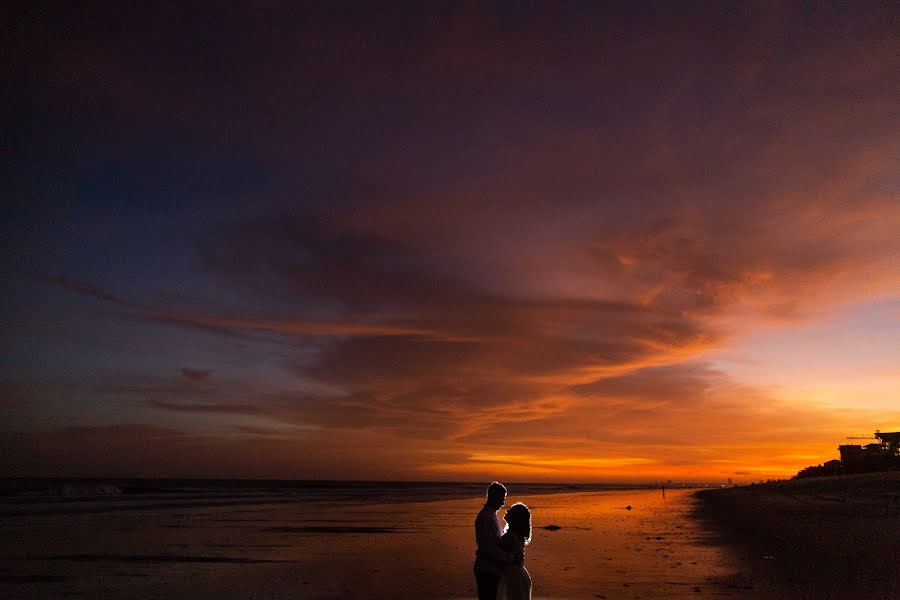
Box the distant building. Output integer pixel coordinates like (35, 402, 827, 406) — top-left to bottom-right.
(797, 430, 900, 479)
(839, 444, 864, 471)
(876, 431, 900, 455)
(836, 431, 900, 475)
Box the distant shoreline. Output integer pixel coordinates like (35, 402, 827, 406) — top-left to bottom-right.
(0, 477, 700, 487)
(694, 472, 900, 599)
(0, 478, 666, 497)
(0, 478, 677, 518)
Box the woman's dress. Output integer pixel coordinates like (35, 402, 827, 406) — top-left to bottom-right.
(497, 531, 531, 600)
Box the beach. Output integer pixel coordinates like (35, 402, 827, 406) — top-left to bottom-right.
(695, 472, 900, 600)
(0, 481, 744, 599)
(6, 477, 896, 599)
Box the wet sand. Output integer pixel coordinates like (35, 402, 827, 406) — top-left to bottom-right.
(0, 486, 742, 599)
(695, 472, 900, 600)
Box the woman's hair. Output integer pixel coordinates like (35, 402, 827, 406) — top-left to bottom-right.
(503, 502, 532, 545)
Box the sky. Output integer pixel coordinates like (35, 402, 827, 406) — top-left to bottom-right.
(3, 2, 898, 483)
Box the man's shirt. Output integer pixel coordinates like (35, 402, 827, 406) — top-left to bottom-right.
(473, 504, 511, 575)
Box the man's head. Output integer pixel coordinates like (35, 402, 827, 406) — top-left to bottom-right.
(485, 481, 507, 509)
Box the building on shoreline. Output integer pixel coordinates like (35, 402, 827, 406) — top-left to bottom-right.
(797, 430, 900, 479)
(875, 431, 900, 454)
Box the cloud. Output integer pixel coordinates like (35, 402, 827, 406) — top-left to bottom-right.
(55, 424, 183, 439)
(33, 165, 898, 452)
(179, 368, 212, 382)
(417, 362, 897, 480)
(34, 275, 444, 340)
(7, 3, 898, 480)
(0, 424, 456, 480)
(148, 399, 262, 416)
(4, 362, 895, 480)
(187, 177, 896, 447)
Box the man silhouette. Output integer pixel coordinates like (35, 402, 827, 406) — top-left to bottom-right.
(473, 481, 519, 600)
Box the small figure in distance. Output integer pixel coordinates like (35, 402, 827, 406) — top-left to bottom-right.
(497, 502, 532, 600)
(473, 482, 524, 600)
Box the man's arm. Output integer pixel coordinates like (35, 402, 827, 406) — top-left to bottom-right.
(475, 513, 513, 564)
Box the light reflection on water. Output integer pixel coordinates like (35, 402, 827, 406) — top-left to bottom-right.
(271, 488, 741, 598)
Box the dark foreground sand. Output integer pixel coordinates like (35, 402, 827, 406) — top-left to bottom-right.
(695, 472, 900, 600)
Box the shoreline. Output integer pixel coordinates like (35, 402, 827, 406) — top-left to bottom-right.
(694, 472, 900, 600)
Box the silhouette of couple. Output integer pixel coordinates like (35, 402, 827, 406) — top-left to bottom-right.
(473, 482, 532, 600)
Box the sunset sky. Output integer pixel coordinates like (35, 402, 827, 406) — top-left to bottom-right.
(3, 2, 898, 483)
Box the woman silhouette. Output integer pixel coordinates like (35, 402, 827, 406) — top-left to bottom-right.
(497, 502, 532, 600)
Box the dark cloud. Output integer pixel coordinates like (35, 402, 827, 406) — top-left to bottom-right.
(148, 399, 261, 416)
(200, 210, 461, 313)
(0, 424, 454, 479)
(54, 424, 182, 439)
(571, 363, 720, 402)
(231, 425, 292, 437)
(179, 368, 212, 382)
(32, 276, 139, 308)
(33, 275, 433, 340)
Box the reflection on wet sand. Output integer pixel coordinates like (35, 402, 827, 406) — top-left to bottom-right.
(0, 488, 743, 599)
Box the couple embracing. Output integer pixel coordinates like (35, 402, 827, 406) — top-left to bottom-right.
(473, 482, 532, 600)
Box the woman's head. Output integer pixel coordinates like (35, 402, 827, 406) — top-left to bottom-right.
(503, 502, 532, 545)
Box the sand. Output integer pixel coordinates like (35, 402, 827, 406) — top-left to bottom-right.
(0, 485, 743, 599)
(8, 476, 895, 598)
(695, 472, 900, 600)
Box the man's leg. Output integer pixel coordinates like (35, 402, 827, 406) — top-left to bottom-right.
(475, 572, 500, 600)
